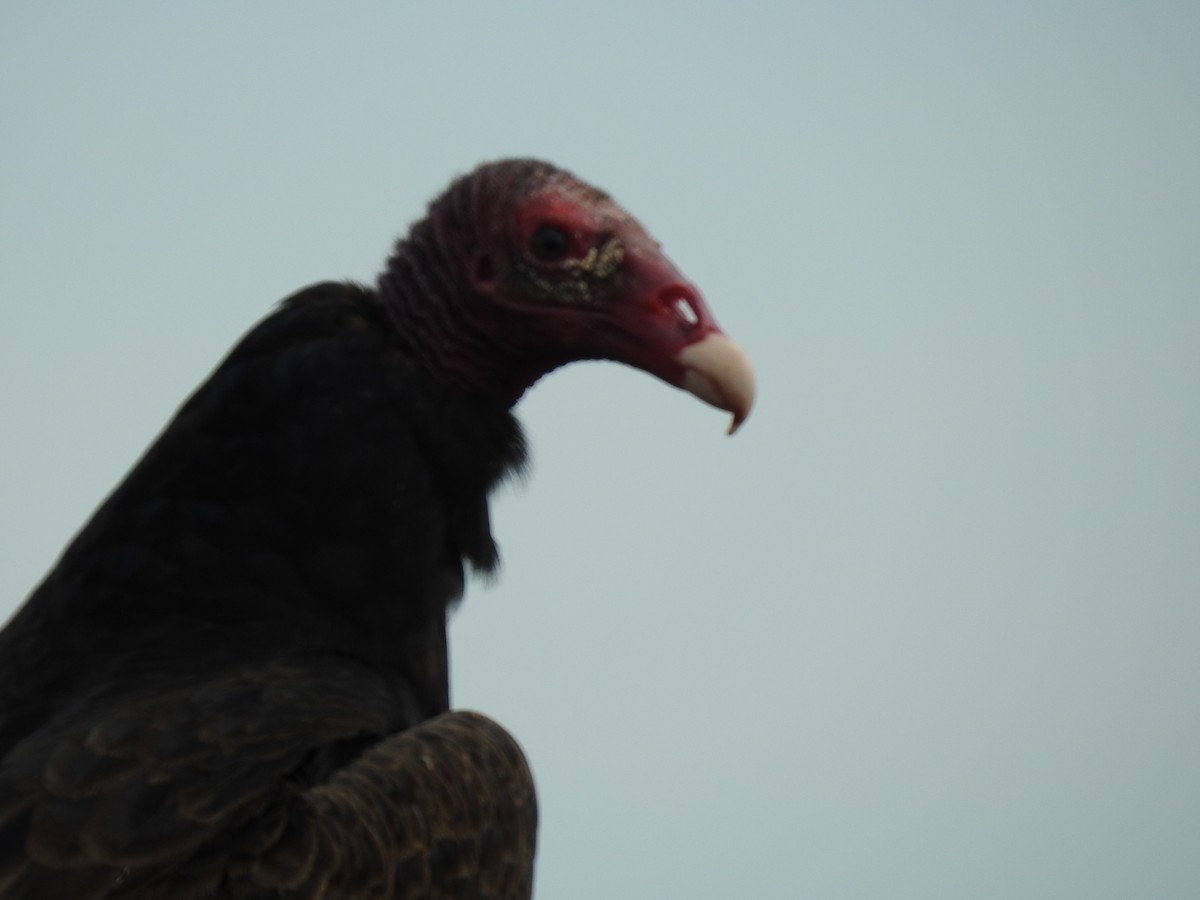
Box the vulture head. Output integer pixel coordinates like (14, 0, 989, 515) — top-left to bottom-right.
(380, 159, 755, 433)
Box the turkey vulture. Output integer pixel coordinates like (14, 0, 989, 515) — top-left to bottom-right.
(0, 159, 754, 898)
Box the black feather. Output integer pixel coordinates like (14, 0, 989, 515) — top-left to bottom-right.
(0, 281, 531, 898)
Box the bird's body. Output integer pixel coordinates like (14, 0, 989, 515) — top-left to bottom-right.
(0, 160, 752, 898)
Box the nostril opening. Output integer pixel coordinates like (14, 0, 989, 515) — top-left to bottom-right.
(673, 294, 699, 327)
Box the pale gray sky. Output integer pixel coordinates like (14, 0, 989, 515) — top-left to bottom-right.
(3, 3, 1199, 897)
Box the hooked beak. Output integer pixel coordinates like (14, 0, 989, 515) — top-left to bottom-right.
(583, 241, 756, 434)
(675, 331, 755, 435)
(630, 265, 755, 435)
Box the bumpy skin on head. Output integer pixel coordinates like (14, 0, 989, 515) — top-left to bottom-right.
(381, 158, 755, 431)
(0, 160, 751, 899)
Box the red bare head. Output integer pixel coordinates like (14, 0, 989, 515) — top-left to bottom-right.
(379, 159, 754, 433)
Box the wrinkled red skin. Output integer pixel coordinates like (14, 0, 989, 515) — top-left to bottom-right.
(378, 159, 751, 431)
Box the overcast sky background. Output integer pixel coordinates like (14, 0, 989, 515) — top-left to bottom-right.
(3, 3, 1199, 898)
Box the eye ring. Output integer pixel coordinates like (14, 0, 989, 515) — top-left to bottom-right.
(529, 224, 572, 262)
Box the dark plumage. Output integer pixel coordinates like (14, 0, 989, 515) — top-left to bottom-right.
(0, 159, 753, 898)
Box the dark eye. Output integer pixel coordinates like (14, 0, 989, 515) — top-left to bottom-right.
(529, 224, 572, 262)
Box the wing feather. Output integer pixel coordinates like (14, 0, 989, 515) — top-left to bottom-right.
(0, 659, 535, 899)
